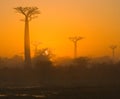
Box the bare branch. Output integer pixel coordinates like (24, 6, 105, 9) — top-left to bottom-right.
(69, 36, 83, 42)
(14, 7, 40, 20)
(14, 7, 26, 16)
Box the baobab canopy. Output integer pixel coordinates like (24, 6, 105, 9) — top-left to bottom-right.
(14, 7, 40, 21)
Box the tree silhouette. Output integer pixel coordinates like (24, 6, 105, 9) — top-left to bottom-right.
(110, 45, 117, 61)
(69, 36, 83, 59)
(14, 7, 40, 68)
(32, 41, 41, 56)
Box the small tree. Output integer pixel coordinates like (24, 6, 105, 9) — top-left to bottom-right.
(33, 48, 53, 67)
(33, 48, 54, 83)
(14, 7, 40, 68)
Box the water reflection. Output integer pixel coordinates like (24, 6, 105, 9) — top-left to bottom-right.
(0, 94, 7, 97)
(15, 94, 29, 96)
(32, 95, 46, 98)
(0, 93, 47, 98)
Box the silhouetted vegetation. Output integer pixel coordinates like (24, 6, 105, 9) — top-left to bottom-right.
(0, 54, 120, 88)
(0, 54, 120, 98)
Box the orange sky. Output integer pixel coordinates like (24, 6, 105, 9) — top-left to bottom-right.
(0, 0, 120, 58)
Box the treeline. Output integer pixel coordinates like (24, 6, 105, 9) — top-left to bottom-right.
(0, 51, 120, 87)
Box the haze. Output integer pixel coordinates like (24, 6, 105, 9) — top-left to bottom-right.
(0, 0, 120, 58)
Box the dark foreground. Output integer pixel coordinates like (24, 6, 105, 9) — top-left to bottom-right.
(0, 87, 120, 99)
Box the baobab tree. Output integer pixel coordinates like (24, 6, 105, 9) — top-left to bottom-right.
(32, 41, 41, 56)
(14, 7, 40, 68)
(69, 36, 83, 59)
(110, 45, 117, 60)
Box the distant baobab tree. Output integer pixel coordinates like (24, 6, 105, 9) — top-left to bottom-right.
(14, 7, 40, 68)
(69, 36, 83, 59)
(110, 45, 117, 60)
(32, 41, 41, 56)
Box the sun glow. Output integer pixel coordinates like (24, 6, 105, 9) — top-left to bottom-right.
(0, 0, 120, 58)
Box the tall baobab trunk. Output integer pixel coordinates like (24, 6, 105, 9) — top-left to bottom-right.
(14, 7, 40, 68)
(24, 17, 31, 67)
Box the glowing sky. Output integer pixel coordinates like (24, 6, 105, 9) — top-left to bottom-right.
(0, 0, 120, 58)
